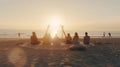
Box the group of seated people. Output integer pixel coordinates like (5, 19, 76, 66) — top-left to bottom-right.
(65, 32, 90, 45)
(30, 32, 90, 45)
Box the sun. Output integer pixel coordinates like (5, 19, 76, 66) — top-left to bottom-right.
(49, 17, 61, 38)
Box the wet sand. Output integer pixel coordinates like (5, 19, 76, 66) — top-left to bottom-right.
(0, 38, 119, 67)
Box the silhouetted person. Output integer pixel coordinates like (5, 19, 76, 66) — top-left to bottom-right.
(73, 32, 80, 45)
(103, 32, 105, 37)
(18, 33, 20, 37)
(65, 33, 73, 44)
(108, 32, 111, 37)
(42, 33, 52, 45)
(83, 32, 90, 44)
(31, 32, 40, 44)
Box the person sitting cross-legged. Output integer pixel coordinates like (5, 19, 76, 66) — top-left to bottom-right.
(65, 33, 73, 44)
(73, 32, 80, 45)
(31, 32, 40, 44)
(83, 32, 90, 44)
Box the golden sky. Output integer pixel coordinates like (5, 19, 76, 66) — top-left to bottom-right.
(0, 0, 120, 31)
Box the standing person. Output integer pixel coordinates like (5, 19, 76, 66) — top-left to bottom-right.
(83, 32, 90, 44)
(103, 32, 105, 37)
(65, 33, 73, 44)
(73, 32, 80, 45)
(18, 33, 21, 38)
(108, 32, 111, 37)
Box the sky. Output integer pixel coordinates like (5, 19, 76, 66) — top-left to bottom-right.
(0, 0, 120, 31)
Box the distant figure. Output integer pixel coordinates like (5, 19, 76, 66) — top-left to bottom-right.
(73, 32, 80, 45)
(30, 32, 40, 44)
(65, 33, 73, 44)
(42, 33, 52, 45)
(103, 32, 105, 37)
(108, 32, 111, 37)
(18, 33, 21, 38)
(83, 32, 90, 44)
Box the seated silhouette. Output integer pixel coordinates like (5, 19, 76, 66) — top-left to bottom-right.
(83, 32, 90, 44)
(73, 32, 80, 45)
(42, 33, 52, 45)
(31, 32, 40, 44)
(65, 33, 73, 44)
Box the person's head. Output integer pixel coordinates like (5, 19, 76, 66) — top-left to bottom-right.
(67, 33, 70, 36)
(75, 32, 78, 36)
(32, 32, 36, 35)
(85, 32, 88, 36)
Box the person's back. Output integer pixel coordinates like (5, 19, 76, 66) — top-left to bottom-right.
(66, 33, 73, 44)
(31, 32, 40, 44)
(73, 32, 80, 45)
(83, 32, 90, 44)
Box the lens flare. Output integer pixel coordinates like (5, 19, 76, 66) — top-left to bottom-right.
(8, 47, 27, 67)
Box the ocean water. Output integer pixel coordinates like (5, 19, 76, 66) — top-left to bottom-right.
(0, 29, 120, 38)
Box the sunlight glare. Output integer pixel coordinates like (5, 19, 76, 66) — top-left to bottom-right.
(49, 17, 61, 38)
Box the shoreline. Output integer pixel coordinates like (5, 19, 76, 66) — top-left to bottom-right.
(0, 38, 119, 46)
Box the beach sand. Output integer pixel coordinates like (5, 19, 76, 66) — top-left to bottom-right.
(0, 38, 119, 67)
